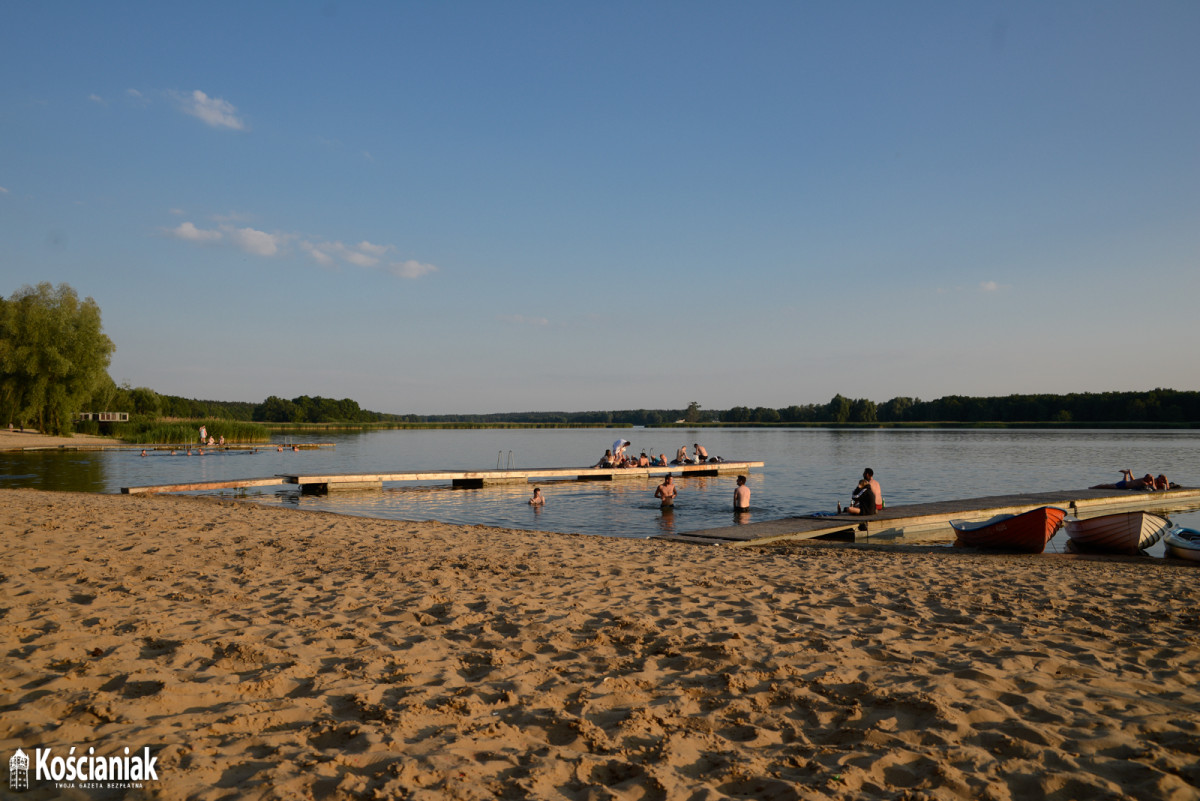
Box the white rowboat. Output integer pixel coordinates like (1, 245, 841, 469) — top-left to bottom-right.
(1064, 511, 1172, 555)
(1164, 527, 1200, 562)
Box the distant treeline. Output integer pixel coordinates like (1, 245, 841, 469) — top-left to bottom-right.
(140, 389, 1200, 427)
(719, 389, 1200, 425)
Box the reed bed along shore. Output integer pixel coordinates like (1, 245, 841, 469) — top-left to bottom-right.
(1, 488, 1197, 800)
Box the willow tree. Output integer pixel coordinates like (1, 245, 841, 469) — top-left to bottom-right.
(0, 283, 115, 435)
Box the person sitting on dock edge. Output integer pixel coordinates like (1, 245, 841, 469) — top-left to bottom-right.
(839, 479, 877, 516)
(864, 467, 883, 509)
(694, 443, 709, 463)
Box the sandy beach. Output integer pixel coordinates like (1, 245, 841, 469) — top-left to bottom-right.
(1, 489, 1197, 800)
(0, 430, 121, 451)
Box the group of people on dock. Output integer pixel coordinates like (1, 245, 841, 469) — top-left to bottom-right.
(593, 440, 715, 469)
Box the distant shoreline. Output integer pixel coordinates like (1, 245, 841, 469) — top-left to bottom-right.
(257, 420, 1200, 431)
(4, 420, 1198, 451)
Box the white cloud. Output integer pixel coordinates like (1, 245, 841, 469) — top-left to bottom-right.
(301, 240, 394, 269)
(168, 213, 436, 278)
(389, 260, 438, 279)
(166, 221, 222, 243)
(126, 88, 150, 106)
(88, 93, 106, 105)
(228, 226, 280, 256)
(357, 241, 390, 258)
(301, 241, 336, 267)
(0, 186, 9, 194)
(980, 280, 1005, 292)
(177, 89, 245, 130)
(166, 221, 278, 256)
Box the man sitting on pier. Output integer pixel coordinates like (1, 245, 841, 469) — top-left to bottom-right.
(840, 479, 877, 516)
(864, 467, 883, 509)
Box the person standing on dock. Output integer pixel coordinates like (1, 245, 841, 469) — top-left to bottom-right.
(655, 475, 678, 508)
(733, 475, 750, 512)
(199, 425, 207, 445)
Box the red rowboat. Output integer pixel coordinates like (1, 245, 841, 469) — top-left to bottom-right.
(950, 506, 1068, 554)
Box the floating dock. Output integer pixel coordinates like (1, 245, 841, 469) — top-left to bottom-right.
(279, 460, 762, 493)
(121, 460, 763, 495)
(654, 487, 1200, 547)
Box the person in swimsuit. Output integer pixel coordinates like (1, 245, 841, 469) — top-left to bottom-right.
(529, 487, 545, 506)
(655, 475, 678, 507)
(733, 475, 750, 511)
(1091, 470, 1154, 490)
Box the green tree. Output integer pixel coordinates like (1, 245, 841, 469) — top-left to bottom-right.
(253, 395, 302, 422)
(0, 283, 115, 435)
(826, 394, 851, 424)
(684, 401, 703, 424)
(129, 387, 163, 417)
(849, 398, 878, 423)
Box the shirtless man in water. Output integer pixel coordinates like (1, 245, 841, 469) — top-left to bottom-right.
(733, 475, 750, 512)
(655, 475, 678, 507)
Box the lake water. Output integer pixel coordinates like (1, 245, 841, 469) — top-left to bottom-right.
(3, 428, 1198, 552)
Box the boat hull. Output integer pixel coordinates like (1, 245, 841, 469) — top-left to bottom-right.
(951, 506, 1067, 554)
(1064, 511, 1172, 555)
(1164, 527, 1200, 562)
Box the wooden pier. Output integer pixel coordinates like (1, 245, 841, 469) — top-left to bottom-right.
(122, 477, 290, 495)
(654, 487, 1200, 547)
(279, 461, 763, 494)
(121, 460, 764, 495)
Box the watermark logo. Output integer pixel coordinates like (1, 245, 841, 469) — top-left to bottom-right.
(7, 745, 159, 793)
(8, 749, 29, 791)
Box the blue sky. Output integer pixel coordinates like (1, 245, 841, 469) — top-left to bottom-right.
(3, 2, 1198, 415)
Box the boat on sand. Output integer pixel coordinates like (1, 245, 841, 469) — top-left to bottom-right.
(950, 506, 1067, 554)
(1064, 511, 1172, 555)
(1163, 527, 1200, 562)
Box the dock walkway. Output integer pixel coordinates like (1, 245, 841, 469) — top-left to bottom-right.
(654, 487, 1200, 547)
(121, 460, 763, 495)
